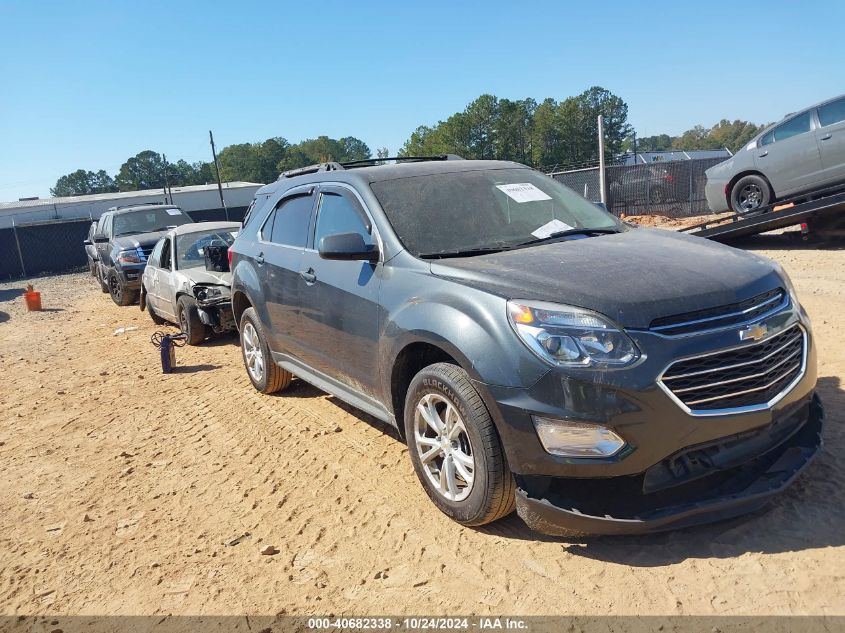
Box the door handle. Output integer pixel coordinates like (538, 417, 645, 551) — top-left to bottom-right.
(820, 133, 832, 141)
(255, 252, 265, 265)
(300, 268, 317, 284)
(758, 151, 768, 157)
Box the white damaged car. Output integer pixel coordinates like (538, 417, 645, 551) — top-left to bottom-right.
(140, 221, 240, 344)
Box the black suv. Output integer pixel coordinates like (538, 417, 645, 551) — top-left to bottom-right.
(90, 204, 194, 305)
(230, 157, 822, 536)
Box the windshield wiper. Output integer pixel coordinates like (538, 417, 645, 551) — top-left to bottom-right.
(514, 227, 622, 247)
(418, 246, 511, 259)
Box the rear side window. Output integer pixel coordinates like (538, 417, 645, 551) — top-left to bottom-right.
(243, 193, 273, 228)
(266, 194, 314, 248)
(818, 98, 845, 127)
(773, 112, 812, 142)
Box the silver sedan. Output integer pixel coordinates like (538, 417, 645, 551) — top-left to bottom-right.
(705, 94, 845, 213)
(140, 221, 240, 344)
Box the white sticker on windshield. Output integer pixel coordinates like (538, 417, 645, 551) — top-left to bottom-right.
(496, 182, 552, 203)
(531, 219, 574, 239)
(166, 209, 181, 215)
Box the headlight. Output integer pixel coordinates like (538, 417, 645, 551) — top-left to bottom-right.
(116, 249, 142, 264)
(193, 285, 228, 302)
(507, 300, 640, 368)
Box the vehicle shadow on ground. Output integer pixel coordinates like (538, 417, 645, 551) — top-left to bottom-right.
(272, 380, 403, 440)
(482, 375, 845, 562)
(734, 233, 845, 251)
(201, 332, 239, 347)
(0, 288, 25, 302)
(174, 364, 222, 374)
(0, 311, 8, 324)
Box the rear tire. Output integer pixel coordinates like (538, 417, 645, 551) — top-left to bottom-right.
(404, 362, 515, 527)
(730, 174, 771, 213)
(177, 295, 208, 345)
(97, 266, 109, 293)
(239, 307, 292, 394)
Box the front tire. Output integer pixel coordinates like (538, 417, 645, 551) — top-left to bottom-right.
(404, 362, 515, 526)
(108, 271, 136, 306)
(177, 295, 208, 345)
(730, 174, 771, 213)
(239, 307, 292, 394)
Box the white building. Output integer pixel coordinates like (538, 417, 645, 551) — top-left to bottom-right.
(0, 181, 263, 229)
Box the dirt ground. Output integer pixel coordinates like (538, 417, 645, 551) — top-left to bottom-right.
(1, 233, 844, 617)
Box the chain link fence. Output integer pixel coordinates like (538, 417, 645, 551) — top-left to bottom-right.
(550, 157, 727, 218)
(0, 206, 247, 280)
(1, 159, 729, 281)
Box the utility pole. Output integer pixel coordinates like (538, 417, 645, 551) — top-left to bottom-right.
(162, 153, 171, 204)
(597, 115, 607, 205)
(631, 132, 638, 165)
(209, 130, 229, 221)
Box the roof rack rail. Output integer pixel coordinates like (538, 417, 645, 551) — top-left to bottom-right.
(279, 162, 344, 179)
(340, 154, 464, 168)
(107, 202, 167, 212)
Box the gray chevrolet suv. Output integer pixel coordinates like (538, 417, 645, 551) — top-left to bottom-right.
(230, 157, 822, 536)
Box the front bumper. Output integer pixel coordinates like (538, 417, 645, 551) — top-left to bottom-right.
(116, 263, 145, 290)
(704, 177, 730, 213)
(196, 301, 235, 331)
(514, 394, 823, 535)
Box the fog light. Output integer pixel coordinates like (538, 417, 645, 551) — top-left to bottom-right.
(532, 416, 625, 458)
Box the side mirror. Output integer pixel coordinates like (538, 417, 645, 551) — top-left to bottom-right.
(318, 232, 379, 262)
(83, 239, 93, 246)
(93, 234, 109, 243)
(204, 244, 230, 272)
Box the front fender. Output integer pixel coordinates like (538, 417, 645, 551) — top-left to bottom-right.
(380, 286, 548, 390)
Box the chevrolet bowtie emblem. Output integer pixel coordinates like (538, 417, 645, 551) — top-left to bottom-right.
(739, 323, 768, 342)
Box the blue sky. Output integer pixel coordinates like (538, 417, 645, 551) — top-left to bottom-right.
(1, 0, 842, 201)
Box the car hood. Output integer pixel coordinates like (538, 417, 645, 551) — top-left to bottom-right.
(176, 269, 232, 287)
(428, 228, 783, 329)
(112, 231, 169, 250)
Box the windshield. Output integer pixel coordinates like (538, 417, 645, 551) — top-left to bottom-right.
(176, 229, 238, 270)
(369, 167, 621, 257)
(112, 208, 193, 237)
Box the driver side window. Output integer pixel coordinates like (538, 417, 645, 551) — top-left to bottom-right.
(314, 190, 372, 249)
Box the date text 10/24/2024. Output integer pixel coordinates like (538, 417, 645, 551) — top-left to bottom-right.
(307, 617, 529, 630)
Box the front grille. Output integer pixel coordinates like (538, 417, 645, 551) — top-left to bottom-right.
(660, 325, 805, 413)
(137, 246, 153, 262)
(650, 288, 787, 336)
